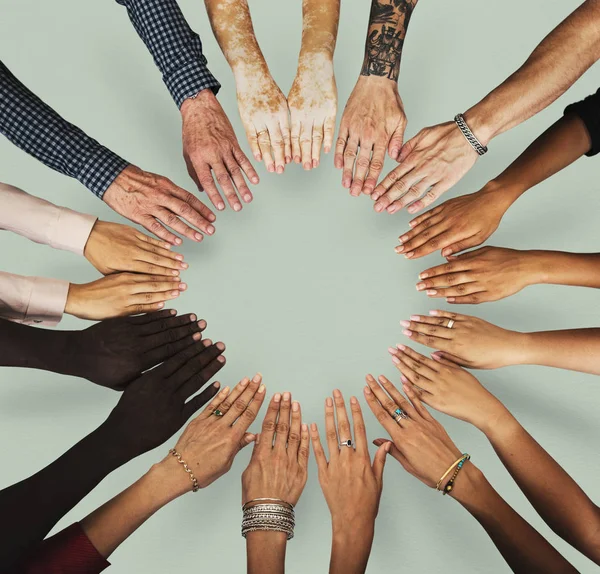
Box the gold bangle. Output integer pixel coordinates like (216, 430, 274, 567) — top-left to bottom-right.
(169, 448, 199, 493)
(436, 455, 468, 491)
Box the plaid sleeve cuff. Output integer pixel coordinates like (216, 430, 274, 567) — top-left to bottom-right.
(76, 146, 130, 199)
(165, 58, 221, 109)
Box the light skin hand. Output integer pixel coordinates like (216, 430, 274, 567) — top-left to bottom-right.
(65, 273, 186, 320)
(181, 89, 259, 212)
(84, 220, 187, 277)
(417, 246, 542, 304)
(372, 120, 479, 214)
(335, 77, 406, 196)
(396, 189, 511, 259)
(103, 165, 216, 246)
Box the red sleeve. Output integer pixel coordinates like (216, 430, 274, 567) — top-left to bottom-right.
(20, 523, 110, 574)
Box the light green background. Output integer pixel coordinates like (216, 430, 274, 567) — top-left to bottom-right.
(1, 1, 599, 572)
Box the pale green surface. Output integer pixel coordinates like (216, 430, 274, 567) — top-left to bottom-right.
(0, 1, 599, 572)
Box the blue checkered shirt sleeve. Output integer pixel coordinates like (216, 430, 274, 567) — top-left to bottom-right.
(0, 61, 130, 199)
(116, 0, 221, 108)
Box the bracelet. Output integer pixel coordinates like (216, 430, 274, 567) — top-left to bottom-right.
(241, 502, 295, 540)
(443, 454, 471, 496)
(168, 448, 199, 493)
(436, 453, 470, 491)
(454, 113, 488, 156)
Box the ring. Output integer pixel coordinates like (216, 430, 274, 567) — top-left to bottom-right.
(393, 408, 408, 423)
(339, 439, 353, 448)
(447, 319, 455, 329)
(212, 409, 224, 417)
(256, 130, 268, 137)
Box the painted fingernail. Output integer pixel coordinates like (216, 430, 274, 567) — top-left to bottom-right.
(392, 355, 401, 364)
(274, 393, 282, 402)
(326, 397, 333, 407)
(396, 344, 406, 351)
(234, 203, 242, 212)
(179, 283, 187, 290)
(410, 315, 420, 321)
(175, 254, 184, 261)
(292, 401, 299, 412)
(171, 290, 180, 296)
(400, 320, 410, 327)
(403, 330, 413, 337)
(194, 233, 203, 241)
(157, 302, 164, 308)
(283, 392, 291, 402)
(388, 346, 397, 354)
(174, 238, 182, 245)
(447, 297, 456, 303)
(426, 289, 437, 296)
(217, 202, 225, 210)
(216, 342, 225, 351)
(198, 320, 207, 329)
(244, 194, 252, 202)
(405, 251, 414, 259)
(268, 164, 276, 173)
(217, 355, 226, 363)
(258, 384, 266, 394)
(302, 423, 308, 432)
(429, 310, 439, 316)
(253, 373, 262, 383)
(251, 176, 259, 184)
(277, 165, 284, 174)
(240, 377, 249, 387)
(416, 283, 426, 291)
(207, 226, 215, 235)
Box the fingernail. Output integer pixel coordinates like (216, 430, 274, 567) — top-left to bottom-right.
(274, 392, 282, 402)
(157, 302, 164, 308)
(400, 320, 410, 327)
(310, 422, 317, 431)
(403, 330, 413, 337)
(283, 391, 291, 402)
(187, 312, 195, 321)
(429, 310, 439, 316)
(410, 315, 420, 321)
(391, 148, 398, 158)
(251, 176, 259, 184)
(192, 332, 201, 342)
(172, 270, 179, 276)
(198, 320, 206, 329)
(175, 238, 182, 245)
(396, 344, 406, 351)
(302, 423, 308, 431)
(447, 297, 456, 303)
(400, 235, 408, 242)
(303, 162, 311, 170)
(175, 254, 184, 261)
(253, 373, 262, 383)
(396, 245, 405, 253)
(426, 289, 437, 296)
(387, 205, 398, 214)
(364, 386, 372, 395)
(181, 262, 189, 269)
(407, 205, 418, 214)
(374, 203, 383, 213)
(285, 156, 291, 164)
(312, 159, 319, 168)
(387, 346, 397, 354)
(179, 283, 187, 290)
(221, 386, 230, 395)
(170, 309, 177, 315)
(203, 338, 213, 346)
(208, 213, 217, 222)
(268, 164, 275, 173)
(217, 356, 226, 363)
(171, 290, 180, 296)
(216, 342, 225, 351)
(234, 203, 242, 212)
(402, 382, 410, 393)
(416, 283, 426, 291)
(255, 154, 262, 161)
(294, 155, 301, 163)
(277, 165, 284, 174)
(442, 249, 452, 257)
(244, 194, 252, 202)
(292, 401, 299, 412)
(207, 226, 215, 235)
(405, 251, 414, 259)
(194, 233, 203, 241)
(240, 377, 249, 387)
(326, 397, 333, 407)
(217, 202, 225, 210)
(324, 147, 331, 154)
(350, 396, 358, 404)
(392, 355, 400, 364)
(258, 384, 266, 394)
(419, 272, 429, 280)
(401, 375, 408, 383)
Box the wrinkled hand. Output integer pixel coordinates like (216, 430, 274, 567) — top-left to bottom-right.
(335, 76, 406, 196)
(397, 190, 508, 259)
(166, 374, 266, 493)
(237, 73, 291, 174)
(372, 121, 479, 214)
(417, 246, 537, 304)
(84, 221, 187, 277)
(182, 89, 259, 212)
(388, 344, 506, 430)
(103, 165, 216, 246)
(242, 391, 309, 506)
(65, 273, 185, 320)
(102, 339, 226, 457)
(288, 55, 337, 170)
(364, 374, 463, 489)
(70, 310, 207, 390)
(311, 390, 388, 527)
(397, 310, 527, 369)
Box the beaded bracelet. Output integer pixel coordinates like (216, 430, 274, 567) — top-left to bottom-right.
(169, 448, 199, 492)
(436, 454, 468, 491)
(443, 454, 471, 496)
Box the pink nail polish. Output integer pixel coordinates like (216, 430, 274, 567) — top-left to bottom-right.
(400, 320, 410, 327)
(426, 289, 437, 296)
(410, 315, 420, 321)
(416, 283, 426, 291)
(207, 226, 215, 235)
(217, 202, 225, 210)
(419, 272, 429, 279)
(403, 330, 413, 337)
(392, 356, 401, 364)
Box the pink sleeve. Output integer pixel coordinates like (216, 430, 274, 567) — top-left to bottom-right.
(0, 182, 97, 255)
(0, 271, 68, 327)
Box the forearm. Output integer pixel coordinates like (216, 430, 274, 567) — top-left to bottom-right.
(465, 0, 600, 145)
(246, 531, 288, 574)
(451, 464, 578, 573)
(360, 0, 418, 82)
(329, 521, 374, 574)
(521, 250, 600, 290)
(481, 411, 600, 563)
(480, 114, 592, 209)
(298, 0, 340, 61)
(520, 327, 600, 375)
(0, 423, 132, 569)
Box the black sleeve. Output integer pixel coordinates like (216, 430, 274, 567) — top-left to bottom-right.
(564, 87, 600, 157)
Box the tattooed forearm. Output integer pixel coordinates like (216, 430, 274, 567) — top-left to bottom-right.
(361, 0, 418, 81)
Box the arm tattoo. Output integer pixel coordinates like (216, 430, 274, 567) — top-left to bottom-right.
(360, 0, 418, 81)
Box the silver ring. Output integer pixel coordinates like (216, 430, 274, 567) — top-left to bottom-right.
(447, 319, 455, 329)
(339, 439, 353, 448)
(393, 408, 408, 423)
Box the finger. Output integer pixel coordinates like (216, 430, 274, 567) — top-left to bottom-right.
(233, 146, 260, 186)
(372, 162, 414, 203)
(446, 293, 488, 305)
(135, 232, 176, 252)
(388, 125, 405, 161)
(363, 144, 386, 196)
(290, 116, 302, 164)
(212, 162, 242, 212)
(376, 375, 419, 420)
(381, 174, 432, 214)
(222, 373, 263, 425)
(310, 423, 328, 471)
(441, 235, 484, 258)
(350, 143, 372, 197)
(259, 393, 282, 450)
(373, 438, 411, 469)
(408, 205, 442, 229)
(428, 309, 463, 320)
(131, 308, 177, 325)
(144, 331, 203, 366)
(154, 208, 205, 243)
(324, 395, 339, 459)
(372, 442, 390, 489)
(393, 343, 441, 373)
(257, 129, 275, 173)
(392, 353, 436, 393)
(232, 377, 267, 439)
(274, 391, 292, 452)
(402, 327, 456, 353)
(176, 346, 227, 399)
(396, 216, 445, 255)
(342, 136, 359, 188)
(400, 317, 455, 340)
(139, 215, 180, 246)
(136, 234, 186, 263)
(238, 432, 257, 452)
(311, 123, 324, 168)
(246, 129, 262, 164)
(216, 377, 250, 416)
(402, 381, 435, 421)
(300, 121, 313, 171)
(431, 351, 468, 367)
(182, 381, 221, 420)
(418, 260, 472, 281)
(128, 289, 181, 306)
(144, 312, 203, 342)
(424, 283, 485, 300)
(225, 152, 253, 205)
(158, 340, 208, 377)
(269, 123, 286, 174)
(280, 118, 292, 165)
(166, 186, 217, 235)
(365, 374, 404, 422)
(362, 384, 399, 438)
(406, 230, 477, 260)
(416, 272, 477, 292)
(288, 400, 302, 459)
(334, 123, 349, 169)
(323, 115, 336, 155)
(332, 389, 352, 451)
(184, 165, 225, 213)
(298, 423, 310, 467)
(133, 252, 186, 277)
(199, 383, 231, 419)
(349, 396, 368, 457)
(407, 182, 450, 214)
(388, 177, 437, 214)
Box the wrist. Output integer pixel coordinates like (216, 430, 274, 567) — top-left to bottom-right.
(356, 73, 398, 92)
(478, 179, 524, 213)
(150, 454, 196, 499)
(448, 462, 488, 508)
(180, 88, 217, 118)
(462, 104, 497, 147)
(478, 405, 520, 442)
(64, 283, 83, 318)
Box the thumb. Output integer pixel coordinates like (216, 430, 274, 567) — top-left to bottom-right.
(240, 433, 257, 453)
(388, 126, 405, 160)
(372, 441, 391, 487)
(373, 438, 403, 463)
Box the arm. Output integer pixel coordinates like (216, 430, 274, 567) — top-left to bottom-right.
(372, 0, 600, 215)
(287, 0, 340, 169)
(396, 112, 593, 259)
(203, 0, 290, 174)
(247, 533, 287, 574)
(335, 0, 418, 196)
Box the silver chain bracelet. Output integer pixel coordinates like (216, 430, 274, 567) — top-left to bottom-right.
(454, 113, 488, 156)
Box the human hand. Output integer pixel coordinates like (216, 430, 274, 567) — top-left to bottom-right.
(70, 310, 208, 390)
(181, 89, 259, 212)
(387, 345, 507, 431)
(396, 190, 510, 259)
(417, 246, 540, 304)
(287, 56, 337, 170)
(103, 165, 216, 246)
(242, 391, 309, 507)
(364, 374, 462, 489)
(311, 390, 388, 529)
(372, 121, 479, 214)
(65, 273, 185, 320)
(102, 338, 226, 458)
(84, 221, 187, 277)
(397, 310, 528, 369)
(335, 76, 406, 196)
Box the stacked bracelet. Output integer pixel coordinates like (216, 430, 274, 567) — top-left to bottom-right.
(168, 448, 199, 493)
(436, 454, 471, 495)
(242, 498, 295, 540)
(454, 113, 488, 156)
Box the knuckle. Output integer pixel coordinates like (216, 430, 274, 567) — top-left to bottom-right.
(326, 429, 338, 441)
(262, 420, 277, 432)
(233, 398, 247, 413)
(288, 431, 301, 443)
(276, 422, 290, 434)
